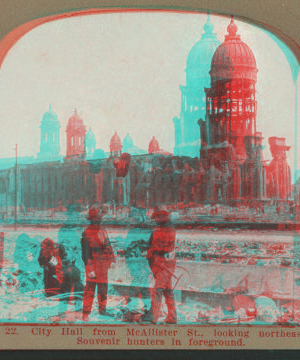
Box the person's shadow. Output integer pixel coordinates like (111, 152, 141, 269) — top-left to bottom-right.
(124, 226, 152, 314)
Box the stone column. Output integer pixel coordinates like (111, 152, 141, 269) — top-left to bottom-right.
(267, 137, 291, 200)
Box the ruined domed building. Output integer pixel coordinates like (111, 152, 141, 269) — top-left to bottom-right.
(199, 17, 291, 203)
(173, 15, 221, 158)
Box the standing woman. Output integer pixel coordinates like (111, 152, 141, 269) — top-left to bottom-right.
(81, 207, 115, 321)
(57, 225, 84, 316)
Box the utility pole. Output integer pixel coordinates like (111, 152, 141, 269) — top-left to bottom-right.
(13, 144, 17, 229)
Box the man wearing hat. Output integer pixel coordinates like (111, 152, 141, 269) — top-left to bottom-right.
(145, 209, 177, 324)
(81, 207, 115, 321)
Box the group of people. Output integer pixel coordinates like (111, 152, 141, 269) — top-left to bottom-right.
(37, 207, 178, 324)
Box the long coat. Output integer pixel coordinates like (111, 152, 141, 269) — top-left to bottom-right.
(147, 227, 176, 280)
(81, 225, 115, 283)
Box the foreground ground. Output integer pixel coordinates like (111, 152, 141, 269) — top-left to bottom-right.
(0, 225, 299, 324)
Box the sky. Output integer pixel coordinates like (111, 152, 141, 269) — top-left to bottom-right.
(0, 11, 298, 174)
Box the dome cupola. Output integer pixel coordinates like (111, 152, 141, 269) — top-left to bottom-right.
(110, 131, 122, 156)
(210, 17, 258, 84)
(174, 15, 221, 158)
(123, 133, 134, 152)
(42, 104, 59, 123)
(186, 15, 221, 73)
(67, 108, 85, 129)
(148, 136, 160, 154)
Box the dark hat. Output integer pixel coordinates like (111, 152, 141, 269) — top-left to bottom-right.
(151, 209, 170, 222)
(87, 207, 102, 221)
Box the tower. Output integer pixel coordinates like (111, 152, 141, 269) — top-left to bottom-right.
(66, 109, 86, 157)
(38, 104, 61, 159)
(173, 15, 221, 157)
(200, 17, 261, 202)
(203, 17, 258, 160)
(85, 127, 96, 157)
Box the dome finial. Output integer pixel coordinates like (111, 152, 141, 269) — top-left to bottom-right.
(203, 13, 214, 35)
(227, 15, 238, 37)
(42, 104, 58, 122)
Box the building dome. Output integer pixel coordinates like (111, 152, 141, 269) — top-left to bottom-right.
(67, 109, 85, 128)
(148, 136, 160, 154)
(110, 131, 122, 153)
(186, 15, 221, 70)
(42, 104, 59, 122)
(123, 133, 134, 151)
(210, 17, 258, 83)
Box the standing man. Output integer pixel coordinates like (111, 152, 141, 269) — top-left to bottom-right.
(81, 207, 115, 321)
(146, 209, 177, 324)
